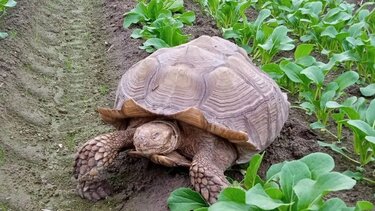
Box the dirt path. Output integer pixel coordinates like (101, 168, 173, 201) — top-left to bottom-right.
(0, 0, 373, 210)
(0, 0, 117, 209)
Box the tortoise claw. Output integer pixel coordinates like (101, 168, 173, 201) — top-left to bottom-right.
(190, 161, 229, 204)
(77, 180, 112, 201)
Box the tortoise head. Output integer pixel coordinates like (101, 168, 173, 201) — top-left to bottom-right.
(133, 120, 180, 155)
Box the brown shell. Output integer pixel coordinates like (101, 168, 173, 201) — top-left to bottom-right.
(98, 36, 289, 163)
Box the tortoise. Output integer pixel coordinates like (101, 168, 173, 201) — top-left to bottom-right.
(73, 35, 290, 203)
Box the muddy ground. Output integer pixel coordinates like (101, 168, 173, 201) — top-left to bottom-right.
(0, 0, 373, 210)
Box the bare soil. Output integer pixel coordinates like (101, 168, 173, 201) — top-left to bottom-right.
(0, 0, 373, 210)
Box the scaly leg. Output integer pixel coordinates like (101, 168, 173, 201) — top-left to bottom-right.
(189, 138, 237, 204)
(73, 129, 135, 201)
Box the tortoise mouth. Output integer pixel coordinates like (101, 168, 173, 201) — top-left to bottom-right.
(133, 120, 180, 155)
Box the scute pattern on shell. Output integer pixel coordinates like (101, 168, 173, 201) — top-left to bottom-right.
(112, 36, 289, 163)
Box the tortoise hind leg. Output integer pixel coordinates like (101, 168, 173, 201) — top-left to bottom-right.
(189, 138, 237, 204)
(74, 129, 135, 201)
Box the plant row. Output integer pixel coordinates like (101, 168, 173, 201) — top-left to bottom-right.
(168, 152, 374, 211)
(193, 0, 375, 168)
(0, 0, 17, 39)
(123, 0, 195, 52)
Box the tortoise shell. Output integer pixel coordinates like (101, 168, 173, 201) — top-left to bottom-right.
(99, 35, 289, 163)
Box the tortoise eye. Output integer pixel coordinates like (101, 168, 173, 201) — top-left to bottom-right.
(152, 132, 160, 139)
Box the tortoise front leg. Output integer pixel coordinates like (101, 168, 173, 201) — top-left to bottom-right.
(189, 139, 237, 204)
(73, 129, 135, 201)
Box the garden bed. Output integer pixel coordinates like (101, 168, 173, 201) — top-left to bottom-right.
(0, 0, 373, 210)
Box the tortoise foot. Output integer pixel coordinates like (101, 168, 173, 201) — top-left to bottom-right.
(73, 131, 135, 201)
(190, 161, 229, 204)
(77, 180, 112, 201)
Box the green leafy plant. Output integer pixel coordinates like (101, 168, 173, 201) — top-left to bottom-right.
(198, 0, 252, 29)
(255, 25, 295, 63)
(223, 8, 271, 53)
(123, 0, 187, 28)
(123, 0, 195, 52)
(130, 15, 191, 52)
(168, 152, 373, 211)
(0, 0, 17, 39)
(324, 89, 375, 165)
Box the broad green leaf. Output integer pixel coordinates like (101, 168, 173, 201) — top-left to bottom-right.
(326, 101, 360, 119)
(321, 26, 338, 38)
(343, 170, 363, 181)
(259, 25, 295, 52)
(346, 37, 364, 46)
(254, 9, 271, 29)
(280, 160, 311, 202)
(296, 55, 316, 67)
(280, 61, 304, 83)
(347, 120, 375, 136)
(218, 187, 246, 203)
(326, 101, 342, 108)
(366, 99, 375, 126)
(293, 178, 316, 210)
(246, 184, 289, 210)
(243, 153, 264, 189)
(264, 182, 283, 199)
(301, 66, 324, 85)
(300, 152, 334, 179)
(299, 1, 322, 21)
(320, 198, 348, 211)
(168, 188, 208, 211)
(0, 32, 8, 39)
(123, 13, 143, 28)
(301, 102, 316, 115)
(320, 90, 336, 109)
(323, 8, 352, 25)
(316, 172, 356, 192)
(318, 141, 352, 160)
(175, 11, 196, 25)
(294, 44, 314, 59)
(331, 51, 358, 63)
(164, 0, 184, 12)
(266, 162, 284, 180)
(348, 22, 365, 37)
(355, 201, 374, 211)
(294, 173, 356, 210)
(261, 63, 284, 79)
(310, 121, 325, 129)
(130, 29, 143, 39)
(140, 38, 169, 53)
(208, 201, 251, 211)
(360, 84, 375, 97)
(223, 28, 240, 40)
(5, 0, 16, 7)
(365, 136, 375, 144)
(334, 71, 359, 93)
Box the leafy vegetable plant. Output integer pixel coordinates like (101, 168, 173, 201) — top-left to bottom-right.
(123, 0, 195, 52)
(324, 87, 375, 165)
(168, 152, 374, 211)
(131, 15, 191, 52)
(123, 0, 189, 28)
(223, 8, 271, 53)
